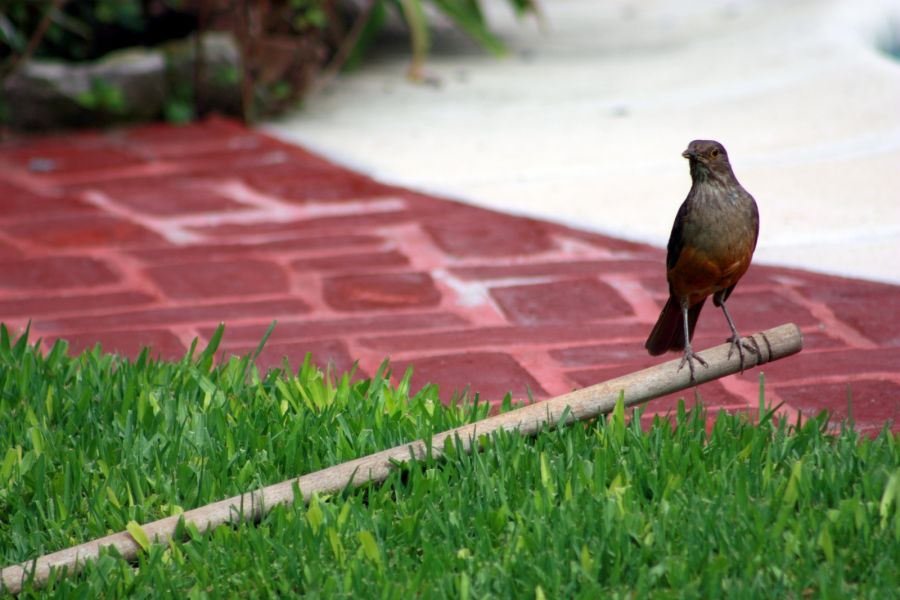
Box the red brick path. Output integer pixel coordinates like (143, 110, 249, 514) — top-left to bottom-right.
(1, 118, 898, 433)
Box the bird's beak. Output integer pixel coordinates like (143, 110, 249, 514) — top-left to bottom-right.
(682, 150, 696, 159)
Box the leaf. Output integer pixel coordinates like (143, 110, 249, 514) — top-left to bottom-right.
(27, 427, 44, 456)
(344, 0, 389, 71)
(327, 527, 345, 565)
(432, 0, 506, 55)
(579, 545, 594, 573)
(337, 502, 351, 528)
(459, 572, 470, 600)
(539, 452, 553, 492)
(782, 460, 803, 509)
(818, 526, 834, 563)
(307, 497, 324, 534)
(197, 324, 225, 372)
(611, 392, 626, 447)
(357, 530, 382, 568)
(0, 323, 10, 355)
(106, 486, 122, 510)
(879, 468, 900, 535)
(0, 446, 21, 482)
(127, 521, 151, 553)
(252, 321, 277, 361)
(12, 321, 30, 358)
(164, 99, 194, 125)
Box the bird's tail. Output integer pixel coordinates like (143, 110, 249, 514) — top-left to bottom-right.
(644, 296, 706, 356)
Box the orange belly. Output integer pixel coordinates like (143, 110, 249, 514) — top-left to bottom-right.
(667, 244, 751, 306)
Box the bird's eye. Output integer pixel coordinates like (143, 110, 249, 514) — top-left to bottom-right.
(710, 148, 720, 158)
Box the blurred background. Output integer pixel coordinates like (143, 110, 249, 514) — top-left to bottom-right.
(0, 0, 538, 128)
(3, 0, 899, 283)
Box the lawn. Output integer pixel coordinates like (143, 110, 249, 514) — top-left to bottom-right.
(1, 324, 898, 598)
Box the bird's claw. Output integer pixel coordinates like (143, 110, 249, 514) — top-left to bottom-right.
(726, 335, 759, 373)
(678, 349, 709, 383)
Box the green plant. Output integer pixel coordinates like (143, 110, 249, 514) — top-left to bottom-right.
(0, 0, 195, 65)
(74, 77, 127, 113)
(341, 0, 539, 80)
(2, 0, 540, 128)
(162, 79, 195, 124)
(0, 323, 898, 596)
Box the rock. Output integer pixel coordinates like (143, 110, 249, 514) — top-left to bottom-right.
(3, 47, 166, 131)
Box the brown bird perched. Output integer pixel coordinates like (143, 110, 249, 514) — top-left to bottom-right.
(644, 140, 760, 380)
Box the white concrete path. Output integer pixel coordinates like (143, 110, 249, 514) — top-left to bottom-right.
(265, 0, 900, 284)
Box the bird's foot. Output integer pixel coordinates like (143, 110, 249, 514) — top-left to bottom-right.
(678, 348, 709, 383)
(726, 334, 760, 374)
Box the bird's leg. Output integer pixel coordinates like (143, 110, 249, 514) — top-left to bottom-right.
(677, 299, 708, 383)
(719, 299, 759, 373)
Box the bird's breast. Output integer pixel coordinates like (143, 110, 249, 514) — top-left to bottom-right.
(667, 183, 758, 302)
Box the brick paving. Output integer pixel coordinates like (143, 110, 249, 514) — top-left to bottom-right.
(0, 117, 898, 433)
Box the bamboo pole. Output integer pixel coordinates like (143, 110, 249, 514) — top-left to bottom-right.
(1, 323, 802, 594)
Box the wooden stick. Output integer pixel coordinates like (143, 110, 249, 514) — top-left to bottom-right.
(1, 323, 802, 594)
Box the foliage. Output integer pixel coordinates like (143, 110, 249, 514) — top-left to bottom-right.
(0, 323, 898, 597)
(0, 0, 197, 63)
(73, 77, 127, 113)
(1, 0, 539, 126)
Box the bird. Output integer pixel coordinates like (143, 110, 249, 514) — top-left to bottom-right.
(644, 140, 760, 381)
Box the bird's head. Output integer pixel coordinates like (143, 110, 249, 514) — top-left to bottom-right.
(682, 140, 734, 182)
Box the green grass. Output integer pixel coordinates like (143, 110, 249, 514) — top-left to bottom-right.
(1, 324, 898, 598)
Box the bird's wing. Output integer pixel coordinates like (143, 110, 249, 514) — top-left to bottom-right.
(666, 198, 691, 271)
